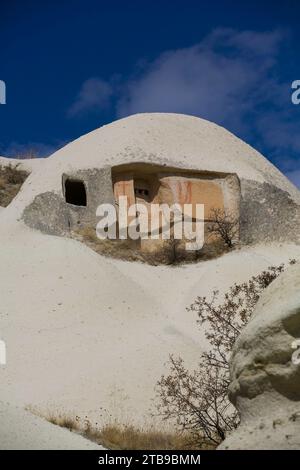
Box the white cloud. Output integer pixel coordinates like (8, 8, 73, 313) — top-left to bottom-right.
(116, 28, 284, 132)
(207, 28, 284, 57)
(67, 78, 113, 117)
(69, 29, 285, 128)
(68, 28, 300, 182)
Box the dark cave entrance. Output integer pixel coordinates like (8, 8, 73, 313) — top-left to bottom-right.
(64, 178, 87, 206)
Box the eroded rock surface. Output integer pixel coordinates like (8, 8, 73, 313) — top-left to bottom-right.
(220, 263, 300, 449)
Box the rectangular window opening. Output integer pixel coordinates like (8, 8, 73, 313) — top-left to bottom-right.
(64, 178, 87, 206)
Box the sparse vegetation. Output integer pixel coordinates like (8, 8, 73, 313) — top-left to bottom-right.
(207, 208, 239, 248)
(73, 226, 159, 265)
(0, 164, 29, 207)
(156, 261, 295, 447)
(74, 225, 195, 266)
(73, 224, 232, 266)
(30, 410, 212, 449)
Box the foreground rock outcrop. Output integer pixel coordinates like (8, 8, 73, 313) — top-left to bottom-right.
(220, 263, 300, 449)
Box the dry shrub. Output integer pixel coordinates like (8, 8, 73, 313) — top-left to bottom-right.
(0, 164, 29, 206)
(73, 225, 230, 266)
(0, 176, 6, 191)
(4, 164, 27, 184)
(74, 226, 163, 265)
(30, 409, 211, 450)
(207, 208, 239, 248)
(86, 423, 207, 450)
(47, 413, 81, 432)
(156, 261, 296, 447)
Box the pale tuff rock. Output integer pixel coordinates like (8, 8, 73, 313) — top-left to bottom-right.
(1, 113, 300, 448)
(3, 113, 300, 245)
(0, 402, 101, 450)
(219, 262, 300, 449)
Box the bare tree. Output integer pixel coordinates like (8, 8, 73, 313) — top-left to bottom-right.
(157, 355, 237, 447)
(207, 208, 239, 248)
(156, 261, 295, 447)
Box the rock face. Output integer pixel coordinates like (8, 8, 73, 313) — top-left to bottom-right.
(112, 163, 240, 258)
(7, 113, 300, 253)
(220, 262, 300, 449)
(1, 114, 300, 446)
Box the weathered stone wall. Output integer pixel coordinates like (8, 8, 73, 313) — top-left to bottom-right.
(23, 167, 115, 236)
(21, 161, 300, 261)
(111, 164, 241, 257)
(113, 163, 239, 221)
(240, 179, 300, 244)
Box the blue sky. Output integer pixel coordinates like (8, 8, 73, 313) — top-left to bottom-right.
(1, 0, 300, 186)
